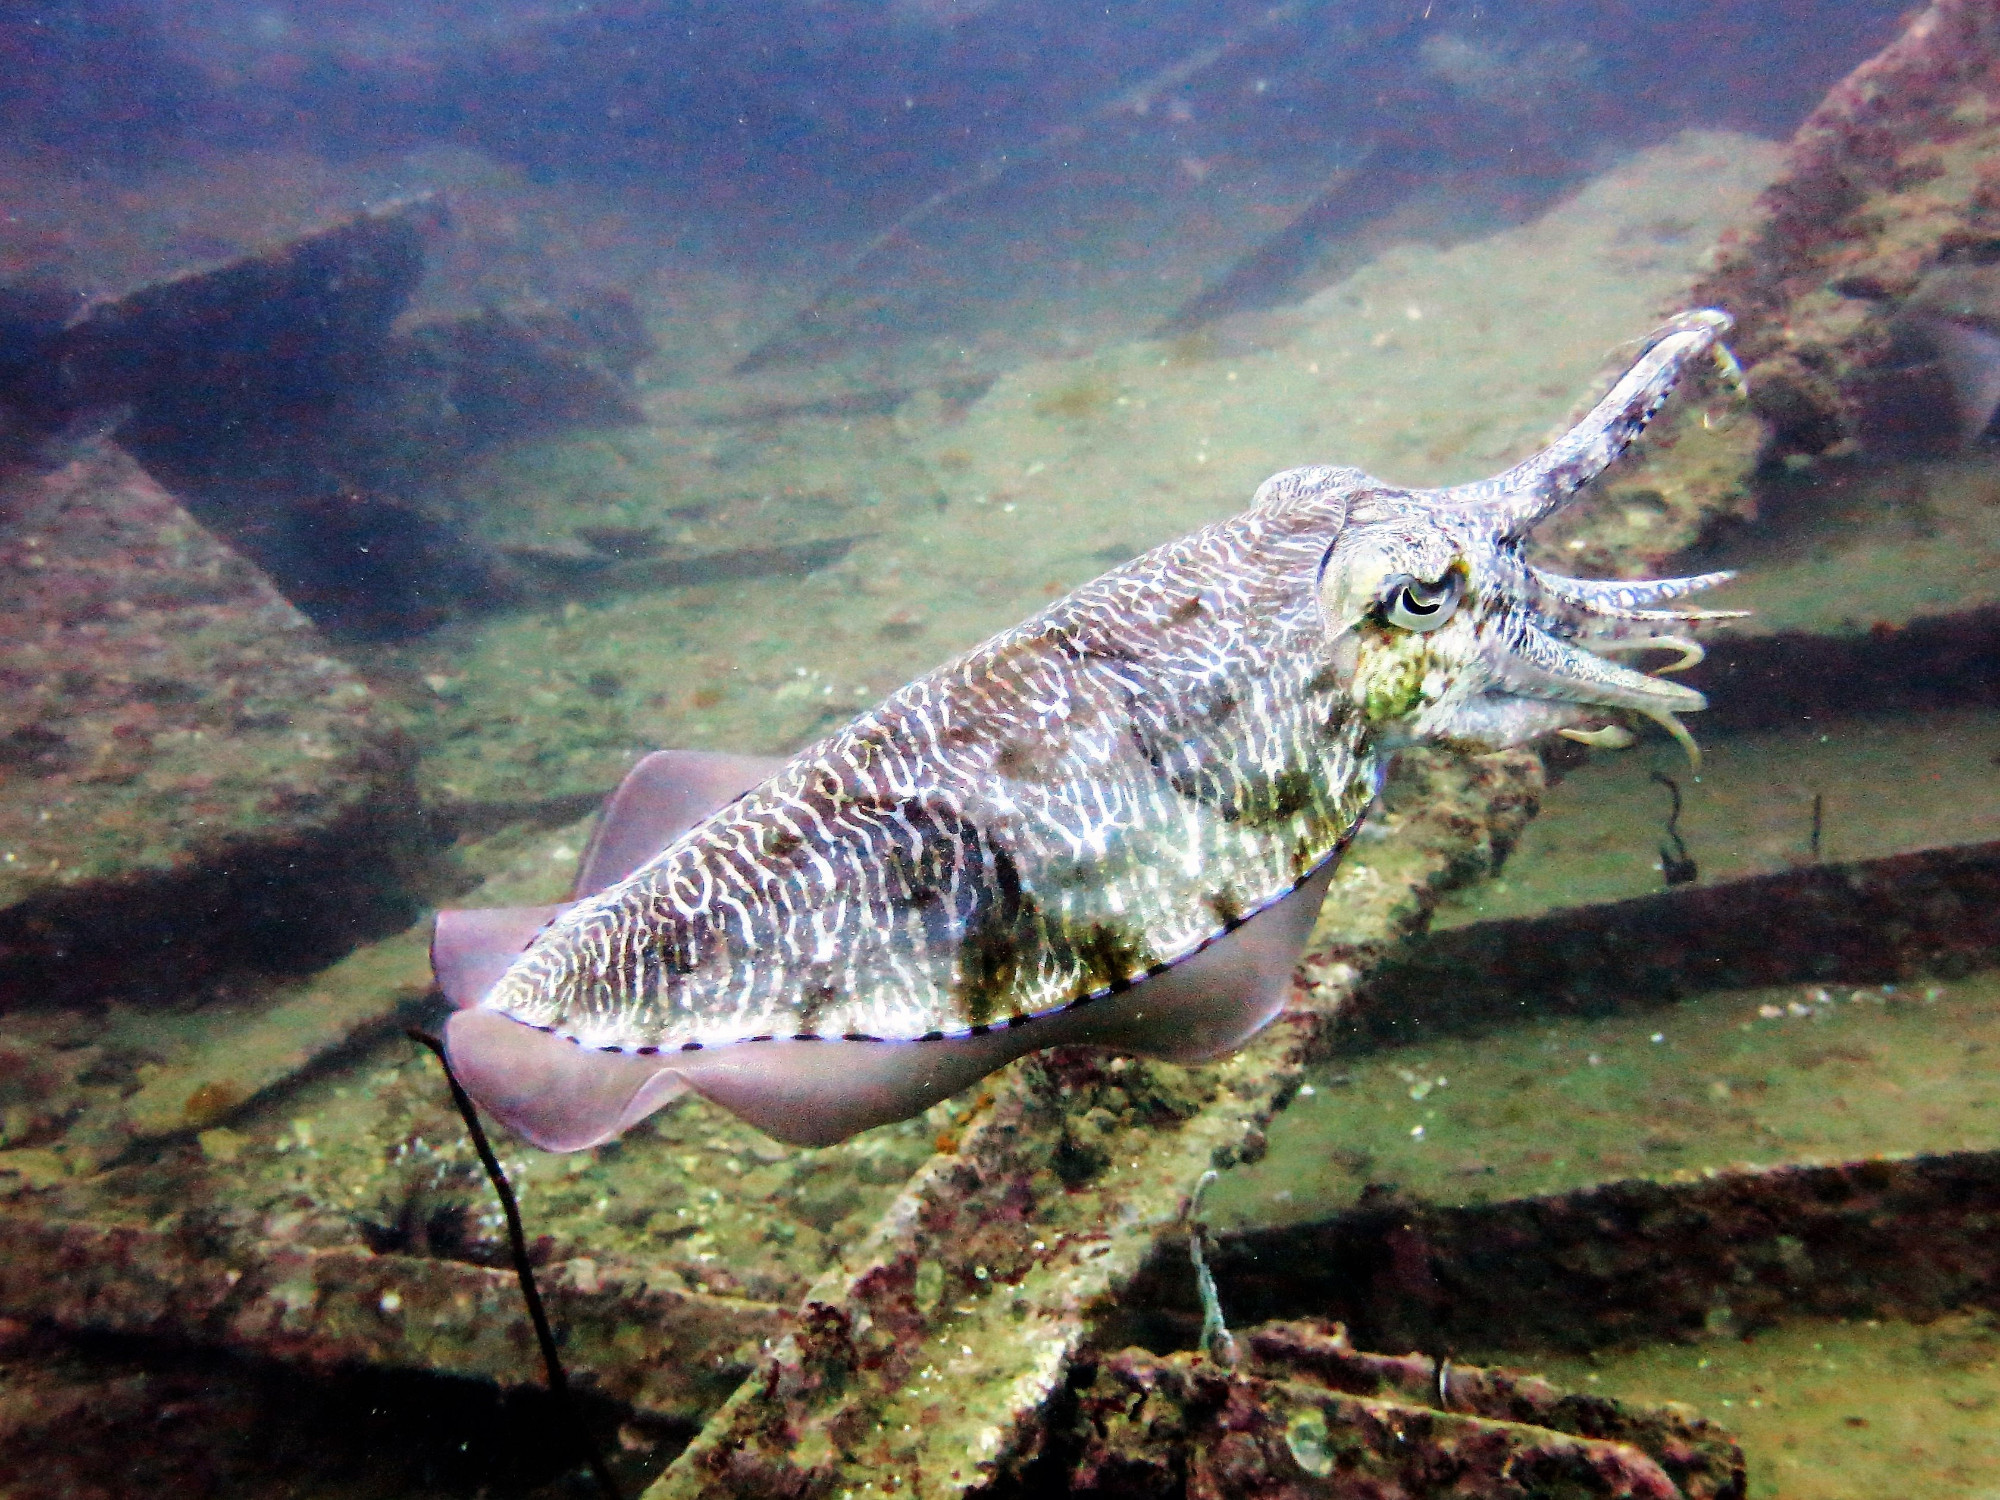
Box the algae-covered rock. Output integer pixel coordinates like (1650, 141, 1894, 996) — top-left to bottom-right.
(0, 448, 415, 1004)
(1691, 0, 2000, 457)
(1060, 1322, 1743, 1499)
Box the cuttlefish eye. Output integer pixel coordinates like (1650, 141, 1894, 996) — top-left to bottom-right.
(1381, 571, 1464, 632)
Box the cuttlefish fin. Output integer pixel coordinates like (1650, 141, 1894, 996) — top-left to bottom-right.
(671, 1033, 1026, 1148)
(573, 749, 787, 898)
(1915, 316, 2000, 445)
(1073, 858, 1336, 1063)
(443, 859, 1338, 1152)
(431, 904, 570, 1010)
(442, 1008, 692, 1152)
(430, 749, 787, 1014)
(441, 1008, 1021, 1151)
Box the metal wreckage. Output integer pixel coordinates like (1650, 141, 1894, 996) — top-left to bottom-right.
(7, 3, 2000, 1496)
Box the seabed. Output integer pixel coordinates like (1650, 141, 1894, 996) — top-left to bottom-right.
(4, 13, 2000, 1491)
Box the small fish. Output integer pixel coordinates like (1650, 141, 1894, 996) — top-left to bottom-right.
(1854, 261, 2000, 454)
(435, 310, 1746, 1151)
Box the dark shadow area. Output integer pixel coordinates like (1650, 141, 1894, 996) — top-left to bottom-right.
(0, 767, 439, 1010)
(0, 198, 673, 639)
(1339, 838, 2000, 1049)
(1110, 1150, 2000, 1364)
(0, 1321, 685, 1499)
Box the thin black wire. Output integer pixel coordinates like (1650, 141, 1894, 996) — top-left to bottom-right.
(407, 1029, 620, 1500)
(1650, 771, 1698, 886)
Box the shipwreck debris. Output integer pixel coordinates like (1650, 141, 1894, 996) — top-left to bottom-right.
(0, 199, 685, 638)
(1196, 1151, 2000, 1368)
(0, 448, 417, 1008)
(1344, 835, 2000, 1042)
(0, 1207, 778, 1422)
(1690, 0, 2000, 459)
(14, 199, 438, 448)
(1054, 1322, 1744, 1500)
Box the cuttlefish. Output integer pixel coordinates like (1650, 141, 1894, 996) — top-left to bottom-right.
(434, 309, 1744, 1152)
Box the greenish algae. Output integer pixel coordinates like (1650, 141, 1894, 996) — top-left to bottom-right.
(1505, 1312, 2000, 1500)
(1211, 957, 2000, 1499)
(1213, 969, 1999, 1228)
(1432, 707, 2000, 931)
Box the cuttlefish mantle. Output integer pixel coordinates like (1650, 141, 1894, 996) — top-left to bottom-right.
(435, 309, 1746, 1152)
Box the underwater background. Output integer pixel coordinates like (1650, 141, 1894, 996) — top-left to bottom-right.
(4, 1, 2000, 1496)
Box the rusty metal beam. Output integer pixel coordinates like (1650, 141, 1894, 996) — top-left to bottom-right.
(0, 1211, 782, 1422)
(1059, 1322, 1745, 1500)
(1192, 1148, 2000, 1360)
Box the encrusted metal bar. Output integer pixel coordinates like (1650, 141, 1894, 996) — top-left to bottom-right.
(1199, 1149, 2000, 1358)
(1347, 837, 2000, 1047)
(0, 1211, 782, 1422)
(1063, 1330, 1743, 1499)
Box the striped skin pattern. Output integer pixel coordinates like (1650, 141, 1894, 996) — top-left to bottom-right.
(486, 463, 1383, 1052)
(481, 308, 1743, 1064)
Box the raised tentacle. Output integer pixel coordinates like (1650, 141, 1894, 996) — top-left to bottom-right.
(1435, 309, 1735, 537)
(1527, 566, 1738, 613)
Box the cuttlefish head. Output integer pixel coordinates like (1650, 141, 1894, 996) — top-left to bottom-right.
(1316, 308, 1744, 767)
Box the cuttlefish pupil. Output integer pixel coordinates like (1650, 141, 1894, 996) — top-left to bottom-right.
(432, 309, 1747, 1153)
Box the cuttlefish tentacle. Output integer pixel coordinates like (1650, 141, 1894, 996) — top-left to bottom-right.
(1488, 628, 1709, 710)
(436, 308, 1748, 1152)
(1440, 309, 1735, 537)
(1594, 634, 1706, 673)
(1520, 575, 1743, 688)
(1526, 581, 1746, 651)
(1526, 567, 1742, 615)
(1475, 615, 1710, 764)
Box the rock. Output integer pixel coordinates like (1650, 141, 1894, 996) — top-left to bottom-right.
(0, 447, 416, 1006)
(1690, 0, 2000, 457)
(0, 199, 663, 639)
(1062, 1324, 1744, 1499)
